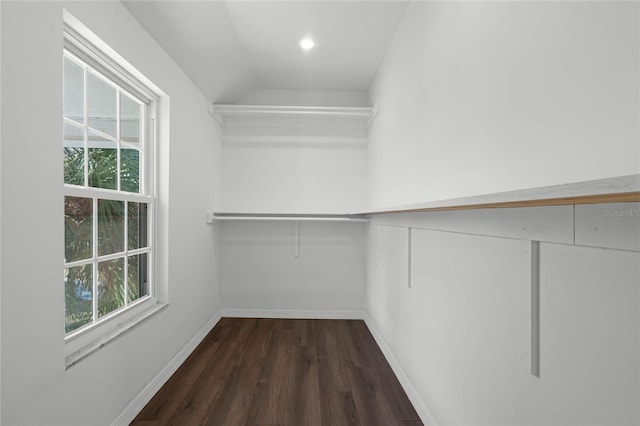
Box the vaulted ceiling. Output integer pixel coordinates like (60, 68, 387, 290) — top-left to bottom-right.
(122, 1, 408, 103)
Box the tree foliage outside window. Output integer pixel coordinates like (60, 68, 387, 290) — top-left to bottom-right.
(63, 49, 152, 335)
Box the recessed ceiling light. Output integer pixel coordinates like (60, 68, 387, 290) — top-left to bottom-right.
(300, 38, 315, 50)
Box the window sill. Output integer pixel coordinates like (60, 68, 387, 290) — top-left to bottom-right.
(65, 301, 168, 370)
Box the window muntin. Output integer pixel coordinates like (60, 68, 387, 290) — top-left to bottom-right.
(63, 54, 146, 194)
(63, 47, 154, 337)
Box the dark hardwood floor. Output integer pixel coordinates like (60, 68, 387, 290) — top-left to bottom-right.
(131, 318, 423, 426)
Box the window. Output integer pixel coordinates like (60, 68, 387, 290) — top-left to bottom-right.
(63, 29, 156, 338)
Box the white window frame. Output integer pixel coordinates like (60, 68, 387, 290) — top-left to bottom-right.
(63, 25, 164, 364)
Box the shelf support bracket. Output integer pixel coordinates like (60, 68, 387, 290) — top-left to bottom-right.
(408, 227, 413, 288)
(294, 221, 300, 258)
(531, 240, 540, 377)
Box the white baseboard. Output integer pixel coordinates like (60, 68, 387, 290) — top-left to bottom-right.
(111, 311, 222, 426)
(363, 313, 438, 426)
(220, 308, 366, 319)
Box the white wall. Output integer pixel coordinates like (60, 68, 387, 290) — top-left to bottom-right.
(1, 2, 222, 425)
(0, 2, 3, 420)
(219, 221, 366, 314)
(367, 205, 640, 425)
(222, 140, 367, 214)
(221, 90, 368, 214)
(241, 88, 369, 107)
(368, 1, 639, 209)
(218, 89, 368, 314)
(366, 2, 640, 424)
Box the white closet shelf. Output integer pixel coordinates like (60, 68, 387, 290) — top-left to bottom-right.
(210, 104, 375, 145)
(209, 104, 373, 120)
(210, 213, 370, 223)
(361, 174, 640, 214)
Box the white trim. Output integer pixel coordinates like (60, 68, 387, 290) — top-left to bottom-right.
(66, 301, 168, 369)
(64, 185, 152, 204)
(64, 25, 158, 103)
(220, 308, 365, 320)
(211, 104, 372, 119)
(63, 35, 158, 339)
(111, 311, 222, 426)
(212, 213, 369, 223)
(363, 313, 439, 426)
(212, 104, 372, 145)
(220, 135, 369, 146)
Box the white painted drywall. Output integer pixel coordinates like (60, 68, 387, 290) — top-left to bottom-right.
(1, 2, 222, 425)
(367, 211, 640, 425)
(222, 141, 367, 213)
(219, 86, 369, 311)
(221, 88, 368, 214)
(575, 202, 640, 251)
(241, 88, 370, 107)
(218, 220, 366, 313)
(368, 1, 640, 209)
(0, 2, 3, 420)
(537, 242, 639, 425)
(366, 2, 640, 424)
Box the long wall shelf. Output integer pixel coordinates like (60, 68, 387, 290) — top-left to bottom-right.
(210, 213, 370, 223)
(209, 104, 373, 122)
(212, 176, 639, 221)
(361, 174, 640, 214)
(209, 104, 374, 146)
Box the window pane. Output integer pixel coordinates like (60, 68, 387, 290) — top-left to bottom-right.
(98, 199, 124, 256)
(128, 253, 148, 303)
(87, 71, 116, 137)
(97, 258, 124, 318)
(65, 196, 93, 262)
(64, 122, 85, 186)
(63, 47, 154, 335)
(65, 264, 93, 333)
(64, 57, 84, 123)
(128, 202, 148, 250)
(88, 132, 117, 190)
(120, 93, 140, 144)
(120, 148, 140, 193)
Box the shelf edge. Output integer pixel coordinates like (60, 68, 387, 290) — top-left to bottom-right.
(361, 175, 640, 215)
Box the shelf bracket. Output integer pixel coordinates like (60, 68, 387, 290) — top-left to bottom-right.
(294, 221, 300, 258)
(531, 240, 540, 377)
(408, 227, 413, 288)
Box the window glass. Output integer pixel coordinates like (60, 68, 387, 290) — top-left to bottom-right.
(121, 148, 140, 193)
(63, 46, 154, 337)
(127, 202, 148, 250)
(120, 93, 141, 144)
(97, 258, 125, 317)
(64, 122, 84, 186)
(97, 199, 124, 256)
(87, 71, 117, 137)
(65, 265, 93, 333)
(128, 253, 149, 303)
(64, 196, 93, 262)
(64, 57, 84, 124)
(88, 132, 117, 190)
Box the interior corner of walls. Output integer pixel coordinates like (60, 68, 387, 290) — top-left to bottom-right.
(362, 313, 438, 426)
(219, 308, 366, 320)
(111, 311, 222, 426)
(0, 0, 2, 417)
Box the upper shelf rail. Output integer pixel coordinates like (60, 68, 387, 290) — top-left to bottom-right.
(211, 213, 370, 223)
(210, 104, 372, 118)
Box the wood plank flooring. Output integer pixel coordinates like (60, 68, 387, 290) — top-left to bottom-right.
(132, 318, 423, 426)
